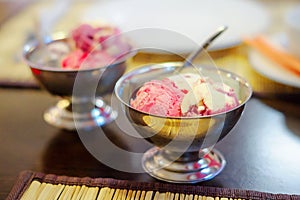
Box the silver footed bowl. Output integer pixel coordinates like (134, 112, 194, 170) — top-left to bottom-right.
(115, 62, 252, 183)
(23, 32, 134, 130)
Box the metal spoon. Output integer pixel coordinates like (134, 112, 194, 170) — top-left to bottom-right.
(178, 25, 228, 71)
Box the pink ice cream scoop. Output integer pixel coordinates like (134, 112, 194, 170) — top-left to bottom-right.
(130, 78, 187, 117)
(71, 23, 120, 52)
(130, 73, 239, 117)
(61, 23, 131, 69)
(62, 49, 114, 69)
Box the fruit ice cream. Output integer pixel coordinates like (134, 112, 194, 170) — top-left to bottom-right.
(130, 78, 186, 117)
(130, 73, 239, 117)
(33, 23, 132, 69)
(62, 23, 132, 69)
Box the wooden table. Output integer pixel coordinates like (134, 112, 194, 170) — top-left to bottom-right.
(1, 0, 300, 199)
(1, 88, 300, 199)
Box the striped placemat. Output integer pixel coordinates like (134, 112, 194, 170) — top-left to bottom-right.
(6, 171, 300, 200)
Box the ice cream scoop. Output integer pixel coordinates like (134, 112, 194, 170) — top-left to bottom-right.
(64, 24, 131, 69)
(130, 78, 186, 117)
(130, 73, 239, 117)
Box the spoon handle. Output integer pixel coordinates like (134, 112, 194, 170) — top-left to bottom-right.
(181, 25, 228, 69)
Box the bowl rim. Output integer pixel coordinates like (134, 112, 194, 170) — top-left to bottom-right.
(114, 61, 253, 119)
(22, 32, 136, 72)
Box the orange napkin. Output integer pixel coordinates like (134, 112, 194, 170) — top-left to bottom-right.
(244, 35, 300, 77)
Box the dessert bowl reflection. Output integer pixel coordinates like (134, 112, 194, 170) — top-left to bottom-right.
(115, 62, 252, 183)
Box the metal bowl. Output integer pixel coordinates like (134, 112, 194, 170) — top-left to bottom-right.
(23, 33, 135, 130)
(115, 62, 252, 183)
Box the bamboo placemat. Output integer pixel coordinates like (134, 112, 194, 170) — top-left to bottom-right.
(6, 171, 300, 200)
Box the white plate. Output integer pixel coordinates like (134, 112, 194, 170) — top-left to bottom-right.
(82, 0, 270, 53)
(248, 34, 300, 88)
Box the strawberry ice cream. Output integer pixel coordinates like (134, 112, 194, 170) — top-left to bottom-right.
(130, 73, 239, 117)
(130, 78, 187, 117)
(61, 23, 131, 69)
(43, 23, 132, 69)
(61, 49, 114, 69)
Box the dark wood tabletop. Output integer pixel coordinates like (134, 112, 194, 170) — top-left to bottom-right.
(1, 87, 300, 199)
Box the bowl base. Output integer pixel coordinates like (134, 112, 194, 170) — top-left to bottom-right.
(142, 147, 226, 183)
(44, 98, 117, 131)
